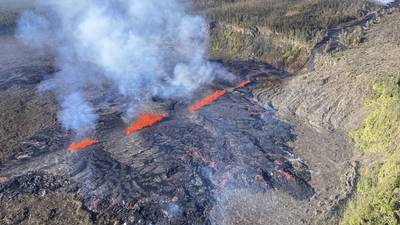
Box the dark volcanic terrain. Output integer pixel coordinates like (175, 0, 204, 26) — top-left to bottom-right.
(1, 2, 400, 224)
(0, 36, 313, 224)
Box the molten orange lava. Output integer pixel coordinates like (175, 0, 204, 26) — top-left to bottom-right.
(68, 139, 98, 152)
(236, 79, 252, 88)
(126, 113, 167, 135)
(188, 90, 227, 112)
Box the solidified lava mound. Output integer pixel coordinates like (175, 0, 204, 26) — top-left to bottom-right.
(0, 61, 314, 224)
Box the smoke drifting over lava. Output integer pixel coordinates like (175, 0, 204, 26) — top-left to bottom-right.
(17, 0, 226, 135)
(59, 93, 98, 136)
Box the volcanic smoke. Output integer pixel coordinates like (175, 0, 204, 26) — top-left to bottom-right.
(68, 139, 98, 152)
(126, 113, 167, 135)
(17, 0, 226, 136)
(188, 90, 227, 113)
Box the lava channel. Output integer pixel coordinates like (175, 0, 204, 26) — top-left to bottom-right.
(126, 113, 167, 135)
(188, 90, 227, 113)
(68, 139, 98, 152)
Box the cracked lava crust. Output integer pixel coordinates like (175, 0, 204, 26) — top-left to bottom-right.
(0, 61, 314, 224)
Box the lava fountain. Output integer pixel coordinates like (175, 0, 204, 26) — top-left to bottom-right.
(126, 113, 168, 135)
(188, 90, 227, 112)
(68, 139, 98, 152)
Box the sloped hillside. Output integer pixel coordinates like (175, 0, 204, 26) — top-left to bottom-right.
(251, 7, 400, 224)
(193, 0, 380, 71)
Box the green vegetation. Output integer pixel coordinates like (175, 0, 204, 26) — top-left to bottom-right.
(342, 74, 400, 225)
(342, 156, 400, 225)
(196, 0, 373, 42)
(194, 0, 379, 70)
(351, 75, 400, 154)
(1, 0, 381, 70)
(338, 27, 364, 48)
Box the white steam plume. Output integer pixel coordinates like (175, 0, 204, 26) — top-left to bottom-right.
(373, 0, 395, 4)
(17, 0, 226, 135)
(59, 92, 98, 136)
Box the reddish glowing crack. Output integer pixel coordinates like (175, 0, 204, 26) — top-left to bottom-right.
(68, 139, 98, 152)
(188, 80, 252, 113)
(236, 79, 252, 88)
(188, 90, 227, 112)
(126, 113, 167, 135)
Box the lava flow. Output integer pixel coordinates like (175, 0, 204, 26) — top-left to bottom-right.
(236, 79, 252, 88)
(188, 90, 227, 112)
(126, 113, 167, 135)
(68, 139, 98, 152)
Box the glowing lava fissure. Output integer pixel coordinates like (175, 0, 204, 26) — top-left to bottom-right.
(126, 113, 168, 135)
(68, 139, 98, 152)
(236, 79, 252, 88)
(188, 90, 227, 112)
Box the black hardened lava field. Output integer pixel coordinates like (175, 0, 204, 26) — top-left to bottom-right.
(0, 59, 314, 224)
(2, 0, 400, 224)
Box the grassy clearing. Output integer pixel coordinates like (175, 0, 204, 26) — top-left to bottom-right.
(342, 74, 400, 225)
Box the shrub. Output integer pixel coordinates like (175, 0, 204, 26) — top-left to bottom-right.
(193, 0, 379, 70)
(342, 74, 400, 225)
(339, 27, 365, 48)
(351, 74, 400, 154)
